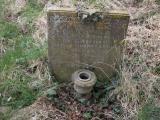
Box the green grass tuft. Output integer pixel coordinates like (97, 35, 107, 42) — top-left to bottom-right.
(0, 21, 19, 39)
(138, 99, 160, 120)
(20, 0, 43, 22)
(0, 0, 47, 112)
(154, 65, 160, 76)
(0, 70, 38, 109)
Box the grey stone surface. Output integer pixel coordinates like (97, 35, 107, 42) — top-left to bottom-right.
(48, 8, 129, 81)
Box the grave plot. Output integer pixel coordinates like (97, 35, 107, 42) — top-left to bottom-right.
(48, 8, 129, 81)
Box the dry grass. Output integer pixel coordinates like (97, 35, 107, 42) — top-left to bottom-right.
(117, 1, 160, 119)
(32, 13, 47, 46)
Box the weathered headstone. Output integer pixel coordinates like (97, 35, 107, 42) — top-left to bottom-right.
(47, 8, 129, 81)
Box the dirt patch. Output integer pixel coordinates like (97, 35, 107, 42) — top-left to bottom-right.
(50, 82, 121, 120)
(10, 97, 67, 120)
(11, 80, 121, 120)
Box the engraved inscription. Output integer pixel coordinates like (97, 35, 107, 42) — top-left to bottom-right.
(48, 10, 129, 81)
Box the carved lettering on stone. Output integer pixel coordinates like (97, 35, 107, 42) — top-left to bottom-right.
(48, 9, 129, 81)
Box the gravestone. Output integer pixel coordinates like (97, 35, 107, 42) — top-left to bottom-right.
(47, 8, 129, 81)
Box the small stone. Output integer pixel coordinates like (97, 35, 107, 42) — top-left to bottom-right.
(46, 87, 58, 100)
(29, 80, 43, 91)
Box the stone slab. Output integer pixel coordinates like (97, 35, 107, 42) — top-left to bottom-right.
(47, 8, 129, 81)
